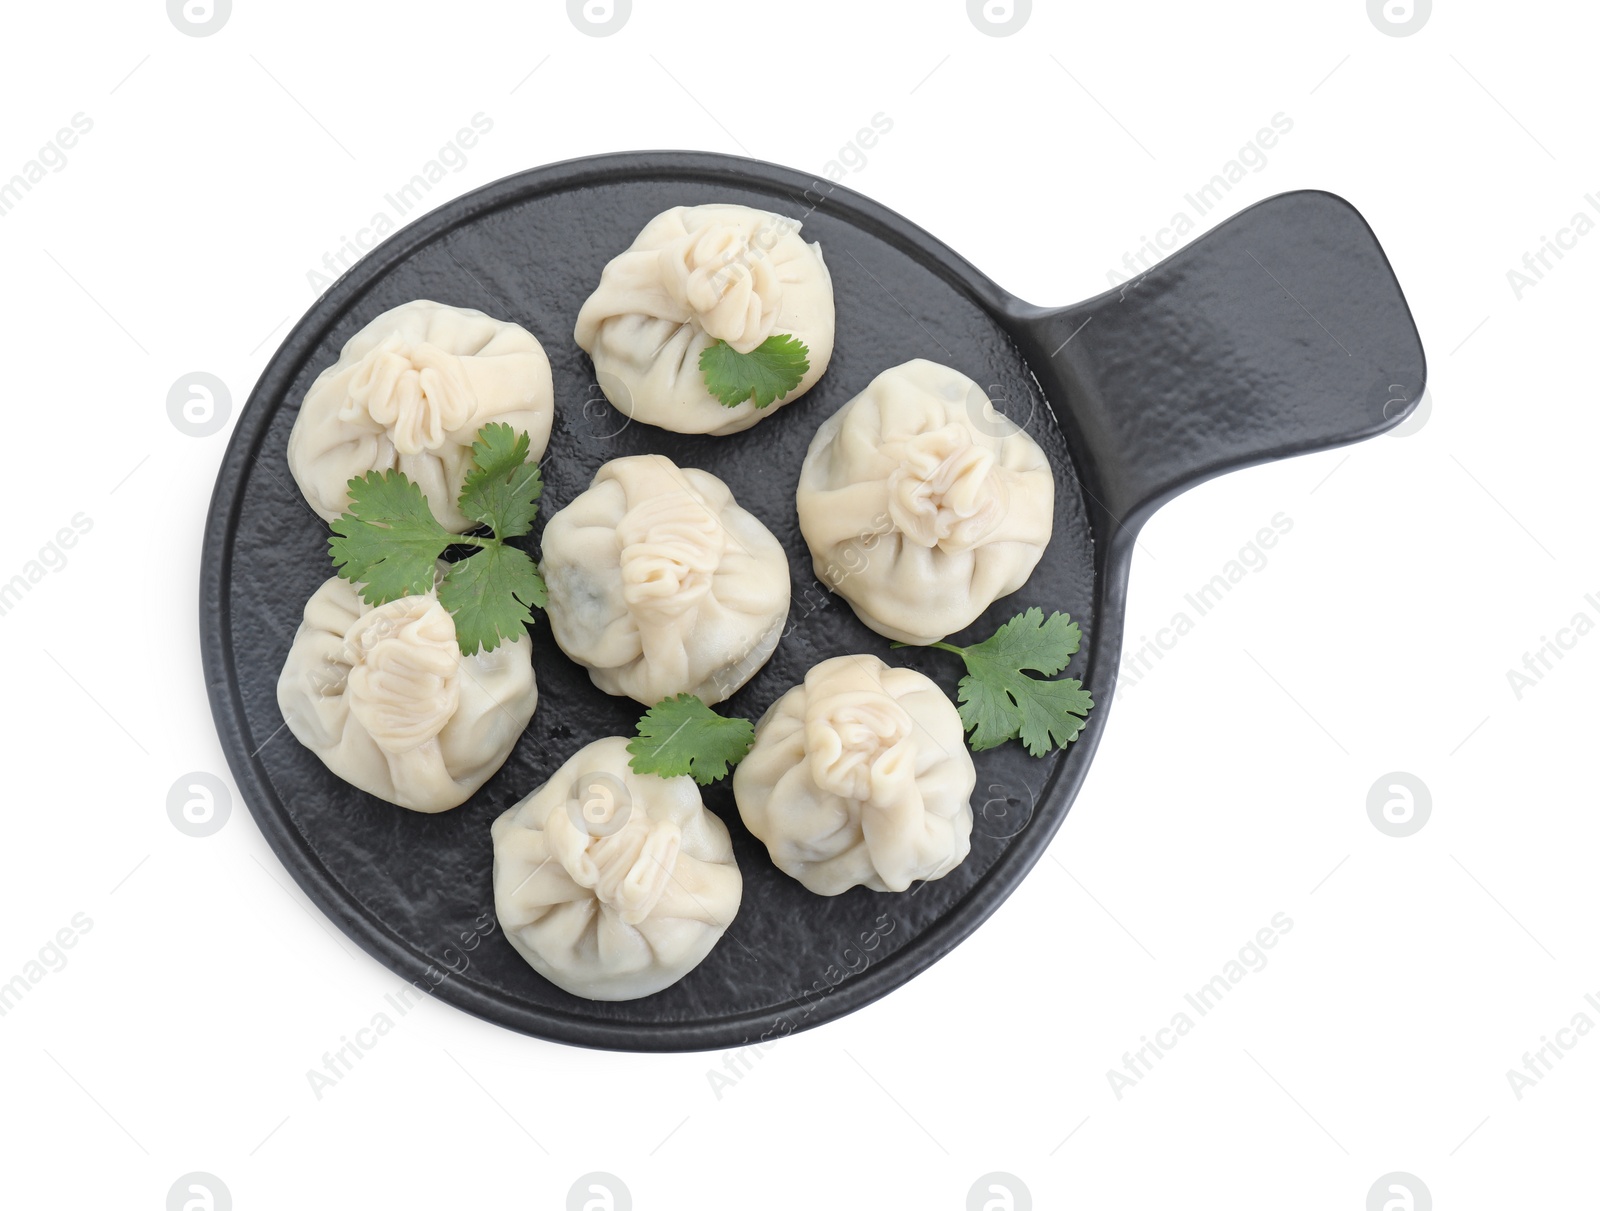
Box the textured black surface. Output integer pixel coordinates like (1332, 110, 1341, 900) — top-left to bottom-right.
(202, 154, 1425, 1051)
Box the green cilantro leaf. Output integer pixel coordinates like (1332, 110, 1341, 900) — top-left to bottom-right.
(329, 470, 454, 605)
(956, 608, 1081, 681)
(326, 425, 549, 655)
(627, 694, 755, 785)
(921, 608, 1094, 757)
(698, 333, 810, 409)
(1013, 676, 1095, 754)
(457, 421, 543, 538)
(438, 544, 546, 656)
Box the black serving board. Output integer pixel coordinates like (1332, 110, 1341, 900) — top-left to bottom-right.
(202, 153, 1425, 1050)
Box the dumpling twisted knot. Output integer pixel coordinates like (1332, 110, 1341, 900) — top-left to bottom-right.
(547, 776, 684, 927)
(660, 222, 784, 353)
(805, 688, 918, 808)
(617, 492, 727, 619)
(341, 332, 476, 455)
(883, 424, 1006, 551)
(343, 597, 461, 755)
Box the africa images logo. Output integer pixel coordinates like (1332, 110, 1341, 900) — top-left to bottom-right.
(967, 0, 1031, 37)
(567, 1172, 630, 1210)
(167, 0, 230, 37)
(568, 0, 631, 37)
(168, 772, 232, 838)
(1367, 1172, 1431, 1211)
(1367, 0, 1431, 37)
(1367, 772, 1431, 838)
(168, 372, 231, 437)
(967, 1172, 1031, 1210)
(167, 1173, 231, 1211)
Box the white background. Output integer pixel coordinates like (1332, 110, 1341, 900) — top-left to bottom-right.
(0, 1, 1592, 1207)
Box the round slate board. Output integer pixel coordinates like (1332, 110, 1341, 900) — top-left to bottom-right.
(202, 153, 1424, 1050)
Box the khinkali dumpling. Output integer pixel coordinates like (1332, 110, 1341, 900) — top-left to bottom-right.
(574, 204, 835, 435)
(289, 300, 554, 531)
(540, 455, 790, 705)
(733, 654, 975, 895)
(492, 736, 743, 1000)
(277, 574, 537, 812)
(796, 359, 1054, 645)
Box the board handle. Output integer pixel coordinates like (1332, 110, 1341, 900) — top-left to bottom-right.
(1013, 190, 1426, 532)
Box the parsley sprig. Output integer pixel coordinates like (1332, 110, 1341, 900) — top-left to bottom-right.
(627, 694, 754, 785)
(909, 608, 1094, 756)
(328, 423, 547, 656)
(699, 333, 810, 409)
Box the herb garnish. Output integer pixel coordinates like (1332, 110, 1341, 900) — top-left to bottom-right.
(698, 333, 810, 409)
(627, 694, 755, 785)
(328, 423, 546, 655)
(909, 608, 1094, 756)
